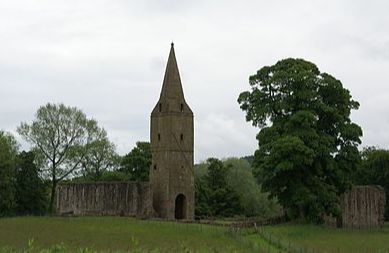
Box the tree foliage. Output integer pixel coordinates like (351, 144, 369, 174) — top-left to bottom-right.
(70, 170, 128, 183)
(356, 147, 389, 220)
(79, 129, 117, 181)
(17, 103, 112, 212)
(195, 157, 281, 218)
(0, 132, 48, 216)
(0, 131, 18, 216)
(15, 151, 48, 215)
(238, 58, 362, 221)
(195, 158, 242, 217)
(120, 142, 151, 182)
(224, 158, 281, 217)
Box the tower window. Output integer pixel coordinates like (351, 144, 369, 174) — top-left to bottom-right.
(159, 103, 162, 112)
(158, 133, 161, 141)
(180, 103, 184, 112)
(180, 134, 183, 141)
(154, 165, 157, 170)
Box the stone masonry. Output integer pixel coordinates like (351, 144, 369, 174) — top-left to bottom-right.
(325, 185, 386, 228)
(149, 43, 195, 220)
(341, 185, 386, 228)
(56, 44, 195, 220)
(56, 182, 153, 217)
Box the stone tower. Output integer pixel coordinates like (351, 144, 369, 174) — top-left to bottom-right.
(150, 43, 194, 220)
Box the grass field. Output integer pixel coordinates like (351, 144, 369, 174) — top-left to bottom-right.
(0, 216, 279, 253)
(0, 217, 388, 252)
(261, 223, 389, 253)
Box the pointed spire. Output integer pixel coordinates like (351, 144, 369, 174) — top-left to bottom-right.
(160, 43, 185, 99)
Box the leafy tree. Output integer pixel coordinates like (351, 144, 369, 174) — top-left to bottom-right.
(241, 155, 254, 166)
(195, 158, 242, 217)
(194, 161, 208, 178)
(356, 147, 389, 220)
(224, 158, 281, 217)
(79, 129, 117, 181)
(15, 151, 48, 215)
(17, 103, 105, 212)
(120, 142, 151, 182)
(238, 58, 362, 221)
(99, 170, 127, 181)
(194, 176, 212, 216)
(70, 170, 128, 183)
(0, 131, 18, 216)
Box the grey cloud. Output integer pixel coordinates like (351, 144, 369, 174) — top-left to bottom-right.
(1, 0, 389, 161)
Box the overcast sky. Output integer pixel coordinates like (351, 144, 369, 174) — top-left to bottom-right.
(1, 0, 388, 162)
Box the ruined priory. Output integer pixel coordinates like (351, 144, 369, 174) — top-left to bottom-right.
(56, 45, 386, 227)
(56, 44, 194, 220)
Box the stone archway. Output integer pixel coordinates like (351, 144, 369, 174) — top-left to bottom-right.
(174, 194, 187, 219)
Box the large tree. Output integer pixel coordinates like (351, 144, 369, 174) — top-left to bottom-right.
(238, 58, 362, 221)
(0, 131, 18, 216)
(17, 103, 106, 212)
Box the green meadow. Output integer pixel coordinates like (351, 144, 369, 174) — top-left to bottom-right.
(0, 217, 278, 253)
(261, 223, 389, 253)
(0, 217, 388, 252)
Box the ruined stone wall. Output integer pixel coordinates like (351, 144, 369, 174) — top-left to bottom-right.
(325, 185, 386, 228)
(56, 182, 154, 218)
(340, 185, 386, 228)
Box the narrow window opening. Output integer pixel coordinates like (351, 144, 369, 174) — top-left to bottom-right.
(180, 103, 184, 112)
(154, 165, 157, 170)
(158, 133, 161, 141)
(159, 103, 162, 112)
(180, 134, 183, 141)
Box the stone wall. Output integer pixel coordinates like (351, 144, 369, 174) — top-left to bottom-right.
(56, 182, 154, 218)
(325, 185, 386, 228)
(341, 185, 386, 228)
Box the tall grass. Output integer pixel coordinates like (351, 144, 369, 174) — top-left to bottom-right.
(1, 217, 388, 252)
(0, 217, 274, 252)
(257, 223, 389, 253)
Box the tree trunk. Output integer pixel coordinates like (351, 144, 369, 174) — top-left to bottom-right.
(49, 179, 57, 214)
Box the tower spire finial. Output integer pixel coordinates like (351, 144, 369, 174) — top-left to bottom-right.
(159, 42, 184, 99)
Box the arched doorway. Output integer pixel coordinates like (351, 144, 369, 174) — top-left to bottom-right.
(175, 194, 187, 219)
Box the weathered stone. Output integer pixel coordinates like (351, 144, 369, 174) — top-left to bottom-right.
(325, 185, 386, 228)
(56, 44, 195, 220)
(150, 43, 195, 220)
(56, 182, 154, 218)
(341, 185, 386, 228)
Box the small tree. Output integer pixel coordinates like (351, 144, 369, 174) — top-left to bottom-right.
(224, 158, 281, 217)
(238, 58, 362, 221)
(120, 142, 151, 182)
(0, 131, 18, 216)
(79, 128, 117, 181)
(356, 147, 389, 220)
(15, 151, 48, 215)
(17, 103, 105, 212)
(195, 158, 242, 217)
